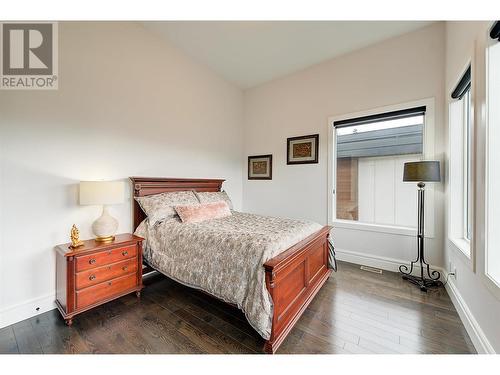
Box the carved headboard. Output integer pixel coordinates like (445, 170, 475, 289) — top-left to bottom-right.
(129, 177, 225, 230)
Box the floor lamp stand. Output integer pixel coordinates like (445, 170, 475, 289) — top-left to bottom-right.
(399, 182, 441, 292)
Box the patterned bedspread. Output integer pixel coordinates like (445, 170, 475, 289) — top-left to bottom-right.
(135, 211, 322, 340)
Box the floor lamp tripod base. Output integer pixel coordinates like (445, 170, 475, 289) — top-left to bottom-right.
(400, 271, 441, 292)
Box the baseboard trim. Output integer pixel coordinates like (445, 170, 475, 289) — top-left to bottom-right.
(444, 278, 496, 354)
(335, 248, 444, 276)
(0, 293, 56, 329)
(335, 247, 494, 354)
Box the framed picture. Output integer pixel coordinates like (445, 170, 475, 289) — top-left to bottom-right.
(287, 134, 319, 165)
(248, 154, 273, 180)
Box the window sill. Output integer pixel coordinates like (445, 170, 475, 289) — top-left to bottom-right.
(332, 220, 418, 237)
(482, 272, 500, 302)
(486, 273, 500, 290)
(449, 237, 471, 259)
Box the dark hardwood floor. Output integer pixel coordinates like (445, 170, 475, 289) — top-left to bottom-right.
(0, 261, 476, 354)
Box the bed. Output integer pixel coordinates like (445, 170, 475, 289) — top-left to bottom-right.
(130, 177, 332, 353)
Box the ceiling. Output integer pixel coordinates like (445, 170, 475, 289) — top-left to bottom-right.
(142, 21, 434, 89)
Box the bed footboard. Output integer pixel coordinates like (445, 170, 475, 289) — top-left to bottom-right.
(263, 226, 332, 354)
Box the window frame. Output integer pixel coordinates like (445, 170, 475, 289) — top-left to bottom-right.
(327, 98, 436, 238)
(485, 29, 500, 291)
(448, 62, 474, 263)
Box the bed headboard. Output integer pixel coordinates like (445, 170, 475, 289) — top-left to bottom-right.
(129, 177, 225, 230)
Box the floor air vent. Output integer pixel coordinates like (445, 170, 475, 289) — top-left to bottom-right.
(360, 265, 383, 274)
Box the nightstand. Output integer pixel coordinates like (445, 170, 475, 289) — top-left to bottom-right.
(55, 233, 144, 326)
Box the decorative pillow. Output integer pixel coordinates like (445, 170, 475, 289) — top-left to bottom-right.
(174, 201, 231, 224)
(194, 191, 233, 210)
(135, 190, 199, 225)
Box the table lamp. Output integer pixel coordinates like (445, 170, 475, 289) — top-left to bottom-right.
(79, 180, 124, 242)
(399, 161, 441, 291)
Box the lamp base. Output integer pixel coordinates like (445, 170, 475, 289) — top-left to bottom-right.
(400, 182, 442, 292)
(95, 235, 115, 243)
(92, 206, 118, 241)
(402, 274, 442, 292)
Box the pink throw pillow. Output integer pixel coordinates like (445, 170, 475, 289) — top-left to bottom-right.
(174, 201, 231, 223)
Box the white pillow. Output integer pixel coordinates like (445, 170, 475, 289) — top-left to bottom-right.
(135, 190, 199, 225)
(194, 191, 233, 210)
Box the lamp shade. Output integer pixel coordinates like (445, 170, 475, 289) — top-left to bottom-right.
(403, 161, 441, 182)
(79, 181, 124, 205)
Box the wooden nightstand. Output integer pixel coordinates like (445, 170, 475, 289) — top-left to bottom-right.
(55, 233, 144, 326)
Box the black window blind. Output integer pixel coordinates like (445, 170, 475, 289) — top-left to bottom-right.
(333, 106, 426, 128)
(491, 21, 500, 41)
(451, 66, 471, 100)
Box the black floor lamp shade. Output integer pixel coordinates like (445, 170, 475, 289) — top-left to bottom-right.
(403, 161, 441, 183)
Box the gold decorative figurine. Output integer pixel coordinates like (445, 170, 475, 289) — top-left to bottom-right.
(69, 224, 84, 249)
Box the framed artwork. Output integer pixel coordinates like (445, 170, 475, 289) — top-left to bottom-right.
(287, 134, 319, 165)
(248, 154, 273, 180)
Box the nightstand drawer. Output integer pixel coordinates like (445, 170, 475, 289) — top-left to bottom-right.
(75, 258, 137, 290)
(75, 245, 137, 272)
(76, 273, 137, 310)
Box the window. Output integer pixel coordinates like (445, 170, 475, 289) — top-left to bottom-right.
(333, 107, 425, 228)
(486, 22, 500, 285)
(464, 89, 473, 241)
(449, 65, 472, 257)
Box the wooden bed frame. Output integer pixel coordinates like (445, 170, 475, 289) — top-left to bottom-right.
(130, 177, 332, 354)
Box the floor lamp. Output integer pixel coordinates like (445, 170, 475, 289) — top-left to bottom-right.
(399, 161, 441, 292)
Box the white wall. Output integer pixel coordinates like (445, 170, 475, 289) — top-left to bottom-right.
(444, 21, 500, 353)
(0, 22, 244, 327)
(243, 23, 446, 270)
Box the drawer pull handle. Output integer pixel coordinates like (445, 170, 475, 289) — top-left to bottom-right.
(122, 266, 128, 271)
(89, 258, 96, 264)
(89, 275, 96, 281)
(122, 251, 128, 256)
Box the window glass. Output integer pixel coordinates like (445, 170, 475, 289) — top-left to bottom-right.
(464, 89, 472, 241)
(335, 114, 424, 227)
(486, 41, 500, 284)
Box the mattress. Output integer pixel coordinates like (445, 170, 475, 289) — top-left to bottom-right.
(134, 211, 322, 340)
